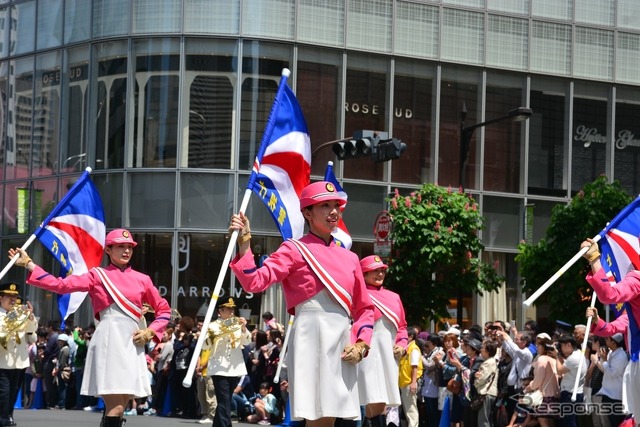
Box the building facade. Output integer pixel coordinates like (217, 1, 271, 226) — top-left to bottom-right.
(1, 0, 639, 329)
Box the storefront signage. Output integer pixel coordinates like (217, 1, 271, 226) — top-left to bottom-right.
(574, 125, 640, 150)
(157, 285, 254, 300)
(345, 102, 413, 119)
(41, 64, 88, 86)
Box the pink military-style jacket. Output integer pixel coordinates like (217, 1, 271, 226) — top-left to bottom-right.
(366, 284, 409, 349)
(230, 233, 374, 345)
(28, 263, 171, 342)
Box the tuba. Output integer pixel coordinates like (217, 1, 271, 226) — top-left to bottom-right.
(0, 304, 30, 350)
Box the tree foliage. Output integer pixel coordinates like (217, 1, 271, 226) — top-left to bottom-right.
(385, 184, 503, 325)
(516, 176, 632, 325)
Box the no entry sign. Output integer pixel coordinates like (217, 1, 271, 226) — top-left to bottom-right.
(373, 211, 391, 242)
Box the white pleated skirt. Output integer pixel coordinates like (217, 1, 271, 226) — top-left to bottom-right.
(356, 316, 401, 406)
(81, 304, 151, 398)
(288, 291, 360, 421)
(622, 360, 639, 416)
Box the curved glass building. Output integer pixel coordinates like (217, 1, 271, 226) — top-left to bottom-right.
(2, 0, 639, 329)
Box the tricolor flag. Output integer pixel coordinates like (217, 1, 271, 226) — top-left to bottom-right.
(249, 73, 311, 240)
(597, 196, 640, 317)
(324, 161, 352, 249)
(34, 169, 106, 325)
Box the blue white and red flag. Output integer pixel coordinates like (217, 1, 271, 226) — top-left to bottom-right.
(597, 196, 640, 317)
(324, 161, 352, 249)
(249, 76, 311, 240)
(34, 169, 106, 324)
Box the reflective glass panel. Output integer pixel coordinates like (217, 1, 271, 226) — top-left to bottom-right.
(184, 0, 240, 34)
(11, 1, 35, 56)
(128, 173, 176, 228)
(528, 78, 568, 197)
(93, 41, 128, 170)
(93, 0, 129, 38)
(613, 86, 640, 195)
(392, 60, 434, 184)
(183, 39, 237, 169)
(482, 195, 523, 249)
(37, 0, 63, 50)
(132, 38, 180, 168)
(0, 7, 9, 58)
(7, 58, 34, 181)
(180, 173, 233, 229)
(92, 172, 123, 228)
(133, 0, 181, 34)
(340, 182, 388, 239)
(64, 0, 91, 43)
(0, 61, 6, 179)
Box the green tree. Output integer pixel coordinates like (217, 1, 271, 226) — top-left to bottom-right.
(516, 176, 632, 325)
(385, 184, 503, 325)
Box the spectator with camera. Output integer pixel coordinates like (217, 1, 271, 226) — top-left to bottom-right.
(550, 333, 587, 427)
(496, 326, 533, 422)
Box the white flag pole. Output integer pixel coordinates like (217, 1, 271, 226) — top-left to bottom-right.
(273, 314, 294, 383)
(522, 234, 601, 309)
(572, 292, 597, 402)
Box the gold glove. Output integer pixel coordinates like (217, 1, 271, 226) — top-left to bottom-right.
(342, 341, 370, 364)
(13, 249, 32, 268)
(584, 241, 600, 263)
(132, 328, 155, 346)
(393, 345, 406, 360)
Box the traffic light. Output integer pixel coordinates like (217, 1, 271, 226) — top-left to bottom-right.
(332, 130, 387, 160)
(374, 138, 406, 162)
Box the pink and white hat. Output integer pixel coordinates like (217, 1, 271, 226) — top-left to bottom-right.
(360, 255, 389, 273)
(105, 228, 137, 247)
(299, 181, 347, 210)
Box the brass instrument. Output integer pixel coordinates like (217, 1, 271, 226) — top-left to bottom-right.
(208, 316, 243, 350)
(0, 304, 30, 350)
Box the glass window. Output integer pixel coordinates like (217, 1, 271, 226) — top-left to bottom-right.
(183, 39, 237, 169)
(616, 33, 640, 85)
(133, 0, 181, 34)
(486, 15, 528, 71)
(3, 177, 55, 235)
(441, 8, 484, 65)
(571, 84, 609, 193)
(128, 173, 176, 228)
(482, 195, 523, 250)
(59, 46, 89, 174)
(32, 52, 61, 178)
(64, 0, 91, 43)
(0, 7, 9, 58)
(395, 1, 438, 59)
(297, 48, 341, 177)
(0, 61, 6, 179)
(530, 21, 571, 76)
(574, 27, 614, 81)
(180, 173, 233, 229)
(575, 0, 614, 26)
(239, 41, 291, 171)
(93, 41, 128, 170)
(617, 0, 640, 30)
(131, 38, 180, 168)
(341, 182, 388, 240)
(128, 232, 173, 305)
(347, 0, 392, 53)
(483, 73, 526, 194)
(37, 0, 62, 50)
(487, 0, 528, 14)
(391, 60, 434, 185)
(344, 54, 388, 181)
(92, 172, 123, 228)
(298, 0, 344, 47)
(525, 199, 562, 244)
(184, 0, 239, 34)
(613, 86, 640, 196)
(93, 0, 129, 38)
(438, 66, 480, 189)
(11, 1, 35, 55)
(531, 0, 572, 21)
(176, 232, 253, 320)
(7, 57, 34, 181)
(242, 0, 294, 40)
(443, 0, 484, 8)
(528, 78, 568, 197)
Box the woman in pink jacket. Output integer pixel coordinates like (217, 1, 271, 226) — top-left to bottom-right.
(229, 181, 374, 427)
(356, 255, 408, 427)
(9, 229, 171, 427)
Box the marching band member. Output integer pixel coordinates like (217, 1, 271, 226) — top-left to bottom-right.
(202, 298, 251, 427)
(0, 282, 37, 427)
(356, 255, 408, 427)
(9, 228, 171, 427)
(228, 181, 374, 427)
